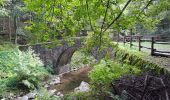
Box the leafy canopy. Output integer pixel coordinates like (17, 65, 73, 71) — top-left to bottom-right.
(23, 0, 170, 46)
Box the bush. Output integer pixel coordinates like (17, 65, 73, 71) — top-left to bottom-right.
(89, 60, 140, 96)
(0, 47, 49, 97)
(69, 50, 96, 70)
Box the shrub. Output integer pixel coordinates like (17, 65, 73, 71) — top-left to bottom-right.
(69, 50, 96, 70)
(13, 48, 49, 88)
(89, 60, 140, 96)
(0, 47, 49, 97)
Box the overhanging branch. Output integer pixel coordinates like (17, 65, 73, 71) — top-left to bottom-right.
(141, 0, 154, 13)
(103, 0, 132, 33)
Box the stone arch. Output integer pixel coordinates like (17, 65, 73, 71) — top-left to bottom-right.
(54, 45, 79, 74)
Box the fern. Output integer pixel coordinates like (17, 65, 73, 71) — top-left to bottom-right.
(89, 59, 140, 95)
(0, 47, 49, 97)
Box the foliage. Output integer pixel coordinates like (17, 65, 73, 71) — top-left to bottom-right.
(22, 0, 170, 46)
(69, 50, 96, 70)
(0, 48, 49, 97)
(89, 59, 140, 96)
(0, 0, 9, 16)
(108, 90, 128, 100)
(34, 88, 60, 100)
(0, 0, 169, 50)
(45, 61, 55, 74)
(0, 7, 8, 16)
(0, 0, 169, 98)
(115, 45, 169, 75)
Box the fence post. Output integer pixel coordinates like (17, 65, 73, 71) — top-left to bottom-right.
(151, 37, 155, 56)
(139, 36, 141, 51)
(130, 29, 133, 48)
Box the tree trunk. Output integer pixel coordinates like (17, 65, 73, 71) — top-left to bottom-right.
(9, 16, 12, 42)
(14, 16, 17, 44)
(3, 17, 5, 32)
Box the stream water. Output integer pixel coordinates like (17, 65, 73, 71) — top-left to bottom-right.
(49, 67, 92, 94)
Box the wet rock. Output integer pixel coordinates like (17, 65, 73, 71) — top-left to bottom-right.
(74, 81, 90, 92)
(26, 92, 36, 99)
(9, 93, 14, 97)
(50, 77, 61, 85)
(53, 95, 60, 98)
(73, 67, 78, 71)
(48, 89, 56, 96)
(17, 96, 28, 100)
(44, 84, 49, 88)
(57, 92, 64, 97)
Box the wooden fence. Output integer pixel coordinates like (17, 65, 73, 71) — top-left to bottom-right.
(122, 35, 170, 57)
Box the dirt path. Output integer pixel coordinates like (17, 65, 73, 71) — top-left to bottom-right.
(144, 56, 170, 72)
(49, 66, 92, 94)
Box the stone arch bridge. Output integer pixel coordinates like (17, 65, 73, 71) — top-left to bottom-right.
(19, 39, 82, 74)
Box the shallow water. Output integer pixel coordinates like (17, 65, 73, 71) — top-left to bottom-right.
(49, 67, 91, 94)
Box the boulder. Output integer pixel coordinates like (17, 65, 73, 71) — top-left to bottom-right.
(57, 92, 64, 97)
(17, 96, 28, 100)
(74, 81, 90, 92)
(26, 92, 36, 99)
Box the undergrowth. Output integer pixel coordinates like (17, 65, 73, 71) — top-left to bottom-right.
(0, 47, 49, 98)
(69, 50, 96, 70)
(114, 45, 169, 75)
(88, 59, 141, 98)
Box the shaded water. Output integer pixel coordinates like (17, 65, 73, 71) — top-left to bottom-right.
(50, 67, 91, 94)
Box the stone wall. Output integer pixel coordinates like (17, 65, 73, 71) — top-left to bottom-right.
(19, 40, 81, 74)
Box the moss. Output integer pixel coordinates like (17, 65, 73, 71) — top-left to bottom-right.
(114, 47, 170, 75)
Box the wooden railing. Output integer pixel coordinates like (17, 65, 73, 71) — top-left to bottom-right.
(151, 37, 170, 57)
(122, 35, 170, 57)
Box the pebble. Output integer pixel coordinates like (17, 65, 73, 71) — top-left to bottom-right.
(50, 77, 61, 85)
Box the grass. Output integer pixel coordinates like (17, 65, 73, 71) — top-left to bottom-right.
(117, 41, 170, 53)
(115, 42, 170, 72)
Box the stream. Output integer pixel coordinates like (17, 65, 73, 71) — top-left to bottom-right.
(48, 66, 92, 94)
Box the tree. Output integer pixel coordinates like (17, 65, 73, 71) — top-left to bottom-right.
(23, 0, 170, 48)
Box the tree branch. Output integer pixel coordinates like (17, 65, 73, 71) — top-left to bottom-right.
(99, 0, 110, 48)
(103, 0, 132, 33)
(86, 0, 94, 31)
(141, 0, 154, 13)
